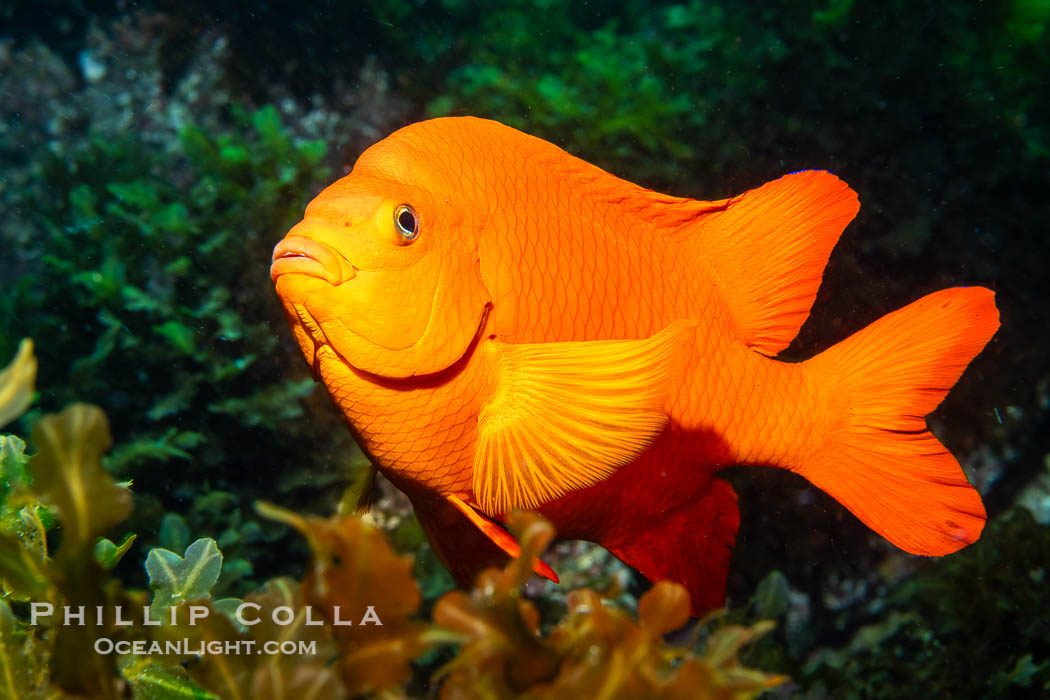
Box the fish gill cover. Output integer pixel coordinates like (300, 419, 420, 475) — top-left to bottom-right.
(0, 0, 1048, 697)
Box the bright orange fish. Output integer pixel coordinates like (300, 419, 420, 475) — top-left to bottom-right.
(270, 117, 998, 614)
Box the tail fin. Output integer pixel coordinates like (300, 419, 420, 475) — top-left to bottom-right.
(801, 287, 999, 555)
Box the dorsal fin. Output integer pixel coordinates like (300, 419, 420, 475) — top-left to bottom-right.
(509, 141, 856, 356)
(695, 170, 860, 356)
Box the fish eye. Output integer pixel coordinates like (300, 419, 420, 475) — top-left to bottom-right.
(393, 204, 419, 243)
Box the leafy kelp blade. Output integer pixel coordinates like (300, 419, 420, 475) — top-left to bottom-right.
(31, 404, 131, 550)
(146, 537, 223, 617)
(0, 340, 35, 430)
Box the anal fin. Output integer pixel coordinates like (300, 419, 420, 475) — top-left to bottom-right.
(606, 478, 739, 616)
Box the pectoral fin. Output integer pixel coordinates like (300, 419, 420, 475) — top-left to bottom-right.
(474, 320, 695, 515)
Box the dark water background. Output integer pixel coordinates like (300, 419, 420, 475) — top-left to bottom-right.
(1, 1, 1048, 697)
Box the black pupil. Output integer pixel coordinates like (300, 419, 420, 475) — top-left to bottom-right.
(397, 208, 416, 235)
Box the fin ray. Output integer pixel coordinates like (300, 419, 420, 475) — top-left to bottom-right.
(698, 170, 859, 355)
(446, 494, 558, 582)
(801, 287, 999, 554)
(474, 320, 695, 515)
(411, 492, 558, 585)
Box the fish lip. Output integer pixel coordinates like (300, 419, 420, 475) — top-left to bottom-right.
(270, 235, 356, 285)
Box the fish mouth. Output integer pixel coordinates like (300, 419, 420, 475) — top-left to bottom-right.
(270, 236, 357, 285)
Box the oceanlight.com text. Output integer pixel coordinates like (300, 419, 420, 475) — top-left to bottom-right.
(94, 638, 318, 656)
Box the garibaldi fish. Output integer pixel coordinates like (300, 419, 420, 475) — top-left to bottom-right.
(271, 117, 998, 614)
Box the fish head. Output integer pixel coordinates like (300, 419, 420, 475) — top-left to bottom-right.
(271, 122, 491, 379)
